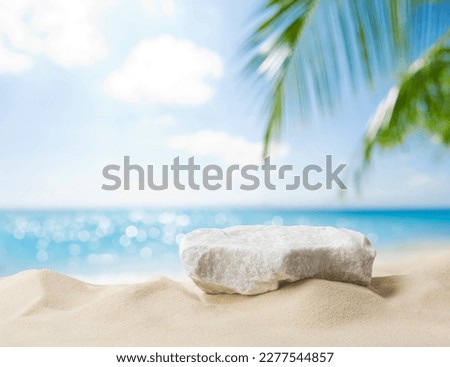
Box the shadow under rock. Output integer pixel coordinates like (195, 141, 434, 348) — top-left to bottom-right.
(369, 275, 406, 298)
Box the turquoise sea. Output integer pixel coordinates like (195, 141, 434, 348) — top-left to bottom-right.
(1, 209, 449, 281)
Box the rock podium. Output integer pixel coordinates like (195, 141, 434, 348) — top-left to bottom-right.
(180, 225, 376, 295)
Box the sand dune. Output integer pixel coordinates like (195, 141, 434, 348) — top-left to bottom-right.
(0, 248, 449, 346)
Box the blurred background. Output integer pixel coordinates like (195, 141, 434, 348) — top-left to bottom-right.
(0, 0, 449, 281)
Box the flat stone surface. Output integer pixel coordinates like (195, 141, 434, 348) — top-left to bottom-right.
(180, 225, 376, 295)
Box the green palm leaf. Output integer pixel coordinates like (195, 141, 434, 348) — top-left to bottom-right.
(244, 0, 318, 155)
(363, 29, 450, 162)
(245, 0, 442, 155)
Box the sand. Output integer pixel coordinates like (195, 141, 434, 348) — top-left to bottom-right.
(0, 248, 449, 346)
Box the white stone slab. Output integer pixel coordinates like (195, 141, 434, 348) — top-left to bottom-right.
(180, 225, 376, 295)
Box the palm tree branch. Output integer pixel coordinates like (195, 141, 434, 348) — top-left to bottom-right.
(245, 0, 439, 155)
(363, 29, 450, 162)
(247, 0, 318, 156)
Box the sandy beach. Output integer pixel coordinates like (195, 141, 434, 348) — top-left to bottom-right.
(0, 247, 449, 347)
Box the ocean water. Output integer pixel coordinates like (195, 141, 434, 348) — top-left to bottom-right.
(0, 209, 449, 282)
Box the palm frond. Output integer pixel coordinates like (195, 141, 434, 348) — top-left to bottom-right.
(245, 0, 442, 155)
(363, 29, 450, 162)
(243, 0, 318, 156)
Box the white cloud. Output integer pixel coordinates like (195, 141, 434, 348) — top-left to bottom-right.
(406, 172, 449, 192)
(0, 0, 111, 72)
(141, 0, 175, 17)
(104, 35, 223, 105)
(168, 130, 289, 164)
(407, 173, 433, 189)
(0, 42, 33, 73)
(138, 114, 177, 127)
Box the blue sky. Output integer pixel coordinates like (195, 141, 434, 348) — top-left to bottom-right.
(0, 0, 449, 208)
